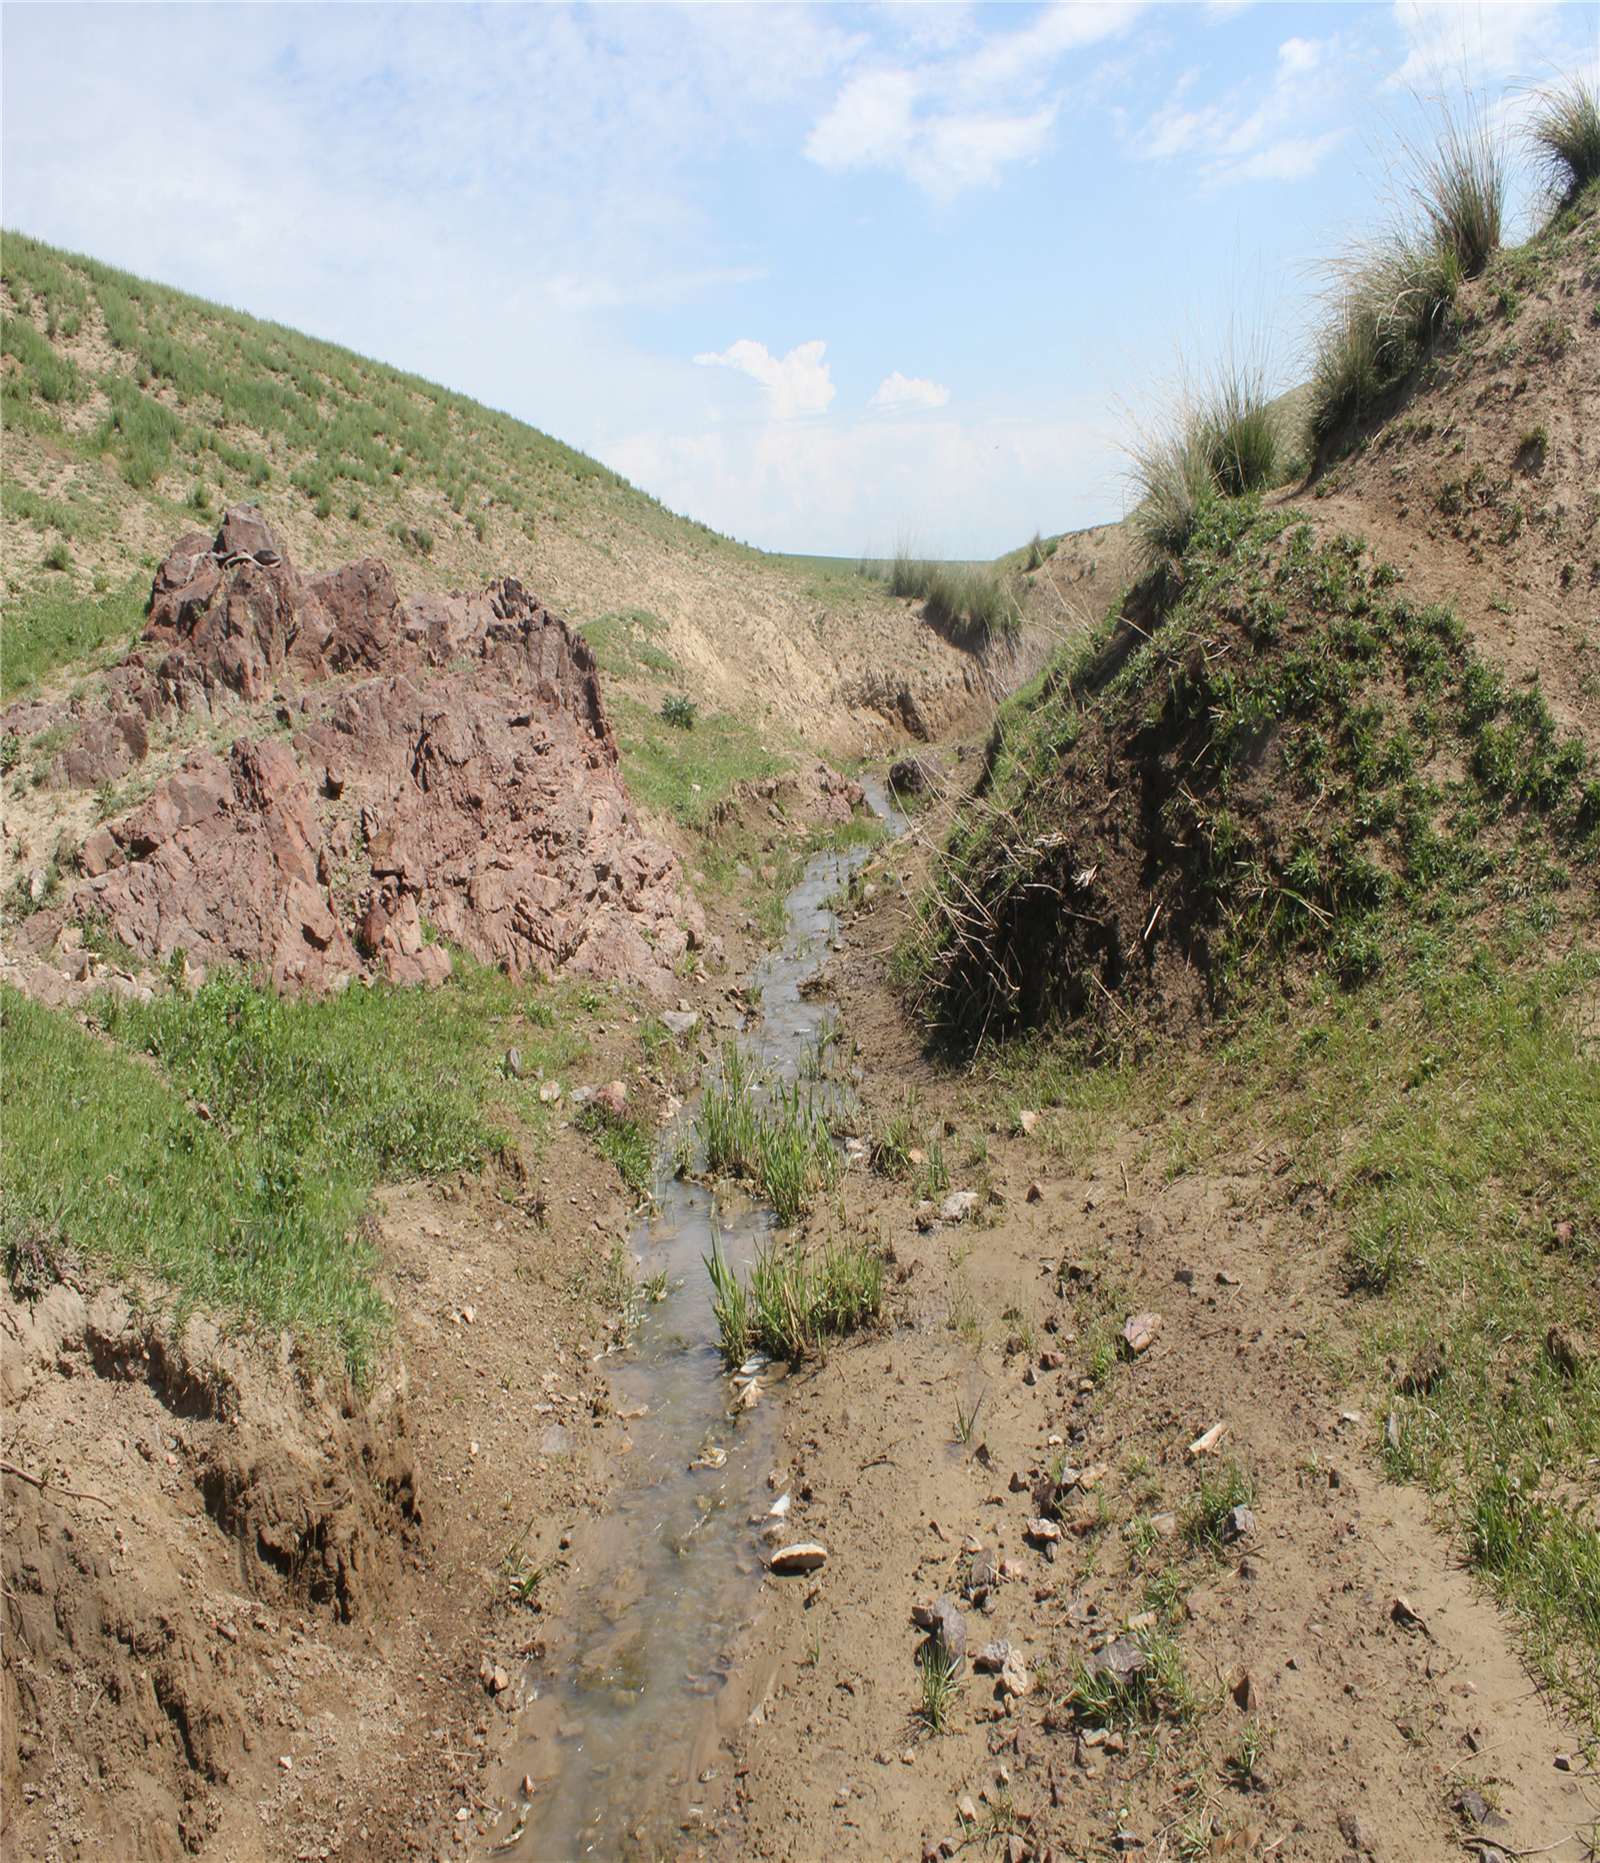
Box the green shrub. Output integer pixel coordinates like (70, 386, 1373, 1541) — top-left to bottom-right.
(42, 539, 71, 573)
(660, 693, 697, 729)
(1527, 72, 1600, 209)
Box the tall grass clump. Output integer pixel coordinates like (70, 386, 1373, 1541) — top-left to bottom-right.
(1308, 94, 1504, 455)
(1408, 97, 1505, 278)
(1197, 357, 1280, 499)
(1127, 419, 1216, 579)
(1309, 234, 1462, 447)
(697, 1043, 840, 1223)
(1526, 71, 1600, 211)
(705, 1234, 883, 1363)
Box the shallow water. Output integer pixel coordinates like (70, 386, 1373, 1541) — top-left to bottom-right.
(487, 783, 903, 1859)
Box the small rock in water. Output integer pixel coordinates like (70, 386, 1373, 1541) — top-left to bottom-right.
(940, 1190, 980, 1224)
(768, 1542, 828, 1575)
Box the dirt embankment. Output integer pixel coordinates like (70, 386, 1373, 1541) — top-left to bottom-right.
(674, 811, 1596, 1863)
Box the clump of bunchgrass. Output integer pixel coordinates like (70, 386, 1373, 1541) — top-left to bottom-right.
(1197, 356, 1280, 499)
(1127, 418, 1216, 579)
(916, 1644, 959, 1733)
(1183, 1459, 1256, 1552)
(1526, 71, 1600, 211)
(1408, 95, 1505, 278)
(705, 1233, 884, 1364)
(1308, 232, 1462, 449)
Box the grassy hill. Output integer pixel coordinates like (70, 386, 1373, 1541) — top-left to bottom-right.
(0, 231, 980, 778)
(896, 158, 1600, 1716)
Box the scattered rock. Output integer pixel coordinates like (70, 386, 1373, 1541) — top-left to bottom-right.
(1221, 1505, 1255, 1544)
(1024, 1518, 1061, 1545)
(1017, 1109, 1041, 1136)
(940, 1190, 980, 1224)
(1091, 1638, 1147, 1687)
(1337, 1810, 1373, 1854)
(957, 1795, 979, 1825)
(1390, 1595, 1431, 1636)
(503, 1047, 526, 1079)
(538, 1080, 563, 1104)
(911, 1597, 967, 1674)
(660, 1009, 700, 1038)
(1121, 1311, 1162, 1357)
(768, 1542, 828, 1575)
(973, 1640, 1012, 1674)
(1025, 1181, 1043, 1203)
(1187, 1422, 1227, 1458)
(1452, 1789, 1508, 1831)
(998, 1652, 1031, 1698)
(1231, 1669, 1259, 1711)
(594, 1080, 628, 1119)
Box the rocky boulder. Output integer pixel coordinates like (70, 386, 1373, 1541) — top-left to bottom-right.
(15, 507, 703, 999)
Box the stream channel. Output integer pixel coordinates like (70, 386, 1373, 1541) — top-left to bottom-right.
(487, 777, 906, 1859)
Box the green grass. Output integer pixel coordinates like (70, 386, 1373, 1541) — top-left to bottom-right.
(1408, 96, 1504, 280)
(1, 578, 148, 698)
(916, 1644, 960, 1733)
(1527, 74, 1600, 211)
(1, 962, 587, 1377)
(1182, 1460, 1256, 1552)
(1054, 1628, 1199, 1729)
(882, 554, 1019, 649)
(608, 695, 788, 827)
(908, 500, 1597, 1046)
(697, 1043, 840, 1223)
(1201, 951, 1600, 1715)
(574, 1102, 656, 1203)
(705, 1232, 884, 1365)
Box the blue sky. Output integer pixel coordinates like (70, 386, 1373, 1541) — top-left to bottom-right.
(3, 2, 1596, 556)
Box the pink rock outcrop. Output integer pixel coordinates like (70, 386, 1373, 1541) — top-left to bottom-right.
(21, 507, 704, 998)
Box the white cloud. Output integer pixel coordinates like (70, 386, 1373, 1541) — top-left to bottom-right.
(604, 408, 1120, 560)
(870, 371, 952, 412)
(693, 339, 837, 419)
(1386, 1, 1568, 91)
(804, 0, 1142, 197)
(1138, 32, 1350, 185)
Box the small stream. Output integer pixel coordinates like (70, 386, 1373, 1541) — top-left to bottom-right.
(486, 779, 905, 1860)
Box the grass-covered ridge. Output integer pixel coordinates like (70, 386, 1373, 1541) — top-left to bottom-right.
(0, 230, 754, 697)
(1, 963, 588, 1377)
(907, 498, 1598, 1047)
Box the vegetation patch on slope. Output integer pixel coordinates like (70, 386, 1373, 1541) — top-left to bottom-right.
(906, 498, 1597, 1049)
(1, 963, 588, 1377)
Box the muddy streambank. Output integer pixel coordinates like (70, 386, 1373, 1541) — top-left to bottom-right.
(481, 779, 906, 1858)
